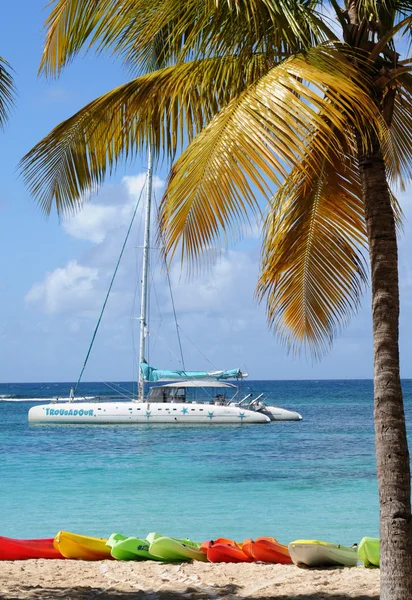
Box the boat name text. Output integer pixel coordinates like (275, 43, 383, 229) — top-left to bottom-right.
(45, 408, 94, 416)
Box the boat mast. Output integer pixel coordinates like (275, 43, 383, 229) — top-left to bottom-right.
(138, 145, 153, 402)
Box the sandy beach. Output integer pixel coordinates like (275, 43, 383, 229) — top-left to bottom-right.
(0, 560, 379, 600)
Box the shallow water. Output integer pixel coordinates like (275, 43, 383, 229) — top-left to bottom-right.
(1, 379, 411, 545)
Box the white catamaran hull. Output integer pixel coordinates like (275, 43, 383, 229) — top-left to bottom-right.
(28, 402, 270, 424)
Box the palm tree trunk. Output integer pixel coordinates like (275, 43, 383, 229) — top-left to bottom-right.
(357, 132, 412, 599)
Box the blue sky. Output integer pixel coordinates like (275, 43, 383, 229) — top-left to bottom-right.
(1, 1, 412, 383)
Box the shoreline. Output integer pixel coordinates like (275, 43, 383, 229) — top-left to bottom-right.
(0, 560, 379, 599)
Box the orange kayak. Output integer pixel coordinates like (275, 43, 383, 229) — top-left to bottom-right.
(203, 539, 252, 563)
(243, 537, 292, 564)
(200, 538, 236, 554)
(242, 538, 255, 559)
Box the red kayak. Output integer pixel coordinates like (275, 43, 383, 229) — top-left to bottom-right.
(242, 537, 292, 564)
(0, 536, 64, 560)
(202, 539, 252, 563)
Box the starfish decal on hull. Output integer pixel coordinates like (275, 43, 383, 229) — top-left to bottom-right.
(181, 407, 188, 415)
(239, 412, 246, 420)
(146, 411, 151, 419)
(208, 411, 214, 420)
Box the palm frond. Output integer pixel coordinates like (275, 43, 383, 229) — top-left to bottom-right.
(0, 57, 15, 129)
(355, 0, 412, 24)
(257, 133, 367, 357)
(384, 73, 412, 183)
(159, 45, 385, 266)
(40, 0, 334, 76)
(40, 0, 116, 76)
(21, 53, 274, 215)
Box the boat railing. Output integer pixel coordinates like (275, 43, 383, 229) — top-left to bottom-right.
(226, 393, 271, 411)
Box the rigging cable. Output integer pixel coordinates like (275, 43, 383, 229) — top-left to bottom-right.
(178, 327, 218, 369)
(99, 380, 135, 401)
(72, 180, 146, 397)
(164, 263, 186, 370)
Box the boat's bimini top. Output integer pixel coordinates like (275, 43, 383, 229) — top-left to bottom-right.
(158, 380, 236, 389)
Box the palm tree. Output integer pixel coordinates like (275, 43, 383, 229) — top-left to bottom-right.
(0, 57, 14, 128)
(21, 2, 412, 597)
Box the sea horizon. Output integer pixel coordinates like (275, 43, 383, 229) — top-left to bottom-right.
(3, 376, 412, 385)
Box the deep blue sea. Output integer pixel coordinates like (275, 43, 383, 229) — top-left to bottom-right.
(1, 380, 411, 547)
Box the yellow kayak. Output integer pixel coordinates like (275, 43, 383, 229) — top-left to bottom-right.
(53, 531, 112, 560)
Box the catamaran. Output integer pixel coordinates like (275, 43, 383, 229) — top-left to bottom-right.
(28, 149, 302, 425)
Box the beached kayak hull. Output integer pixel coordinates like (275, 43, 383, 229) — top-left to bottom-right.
(203, 540, 252, 563)
(288, 540, 358, 567)
(200, 538, 235, 554)
(358, 537, 380, 568)
(0, 536, 63, 560)
(107, 534, 164, 561)
(54, 531, 112, 560)
(149, 536, 206, 562)
(243, 537, 292, 564)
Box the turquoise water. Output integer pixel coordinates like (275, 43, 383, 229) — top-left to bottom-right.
(1, 380, 411, 546)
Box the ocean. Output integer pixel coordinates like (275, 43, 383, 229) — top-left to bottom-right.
(1, 379, 411, 546)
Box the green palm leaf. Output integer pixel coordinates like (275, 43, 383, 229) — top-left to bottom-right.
(257, 132, 367, 356)
(159, 46, 385, 265)
(41, 0, 335, 76)
(385, 74, 412, 182)
(0, 57, 15, 129)
(21, 53, 275, 215)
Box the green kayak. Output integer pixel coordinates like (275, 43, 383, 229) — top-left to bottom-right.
(146, 531, 198, 548)
(149, 534, 207, 562)
(106, 533, 127, 548)
(107, 533, 165, 561)
(358, 537, 380, 568)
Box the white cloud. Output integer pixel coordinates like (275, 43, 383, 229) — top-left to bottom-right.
(25, 173, 166, 318)
(63, 174, 164, 244)
(25, 261, 99, 315)
(26, 171, 261, 327)
(164, 250, 259, 314)
(63, 204, 122, 243)
(123, 173, 164, 197)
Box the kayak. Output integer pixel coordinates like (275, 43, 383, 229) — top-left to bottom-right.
(107, 533, 165, 561)
(288, 540, 358, 567)
(242, 537, 292, 564)
(54, 531, 112, 560)
(106, 533, 128, 548)
(149, 535, 207, 562)
(200, 538, 237, 554)
(358, 537, 380, 568)
(145, 532, 163, 545)
(107, 533, 141, 561)
(0, 536, 63, 560)
(203, 540, 252, 563)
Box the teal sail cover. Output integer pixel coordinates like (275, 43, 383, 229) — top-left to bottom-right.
(140, 361, 245, 382)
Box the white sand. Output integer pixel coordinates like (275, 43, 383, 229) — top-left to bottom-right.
(0, 560, 379, 599)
